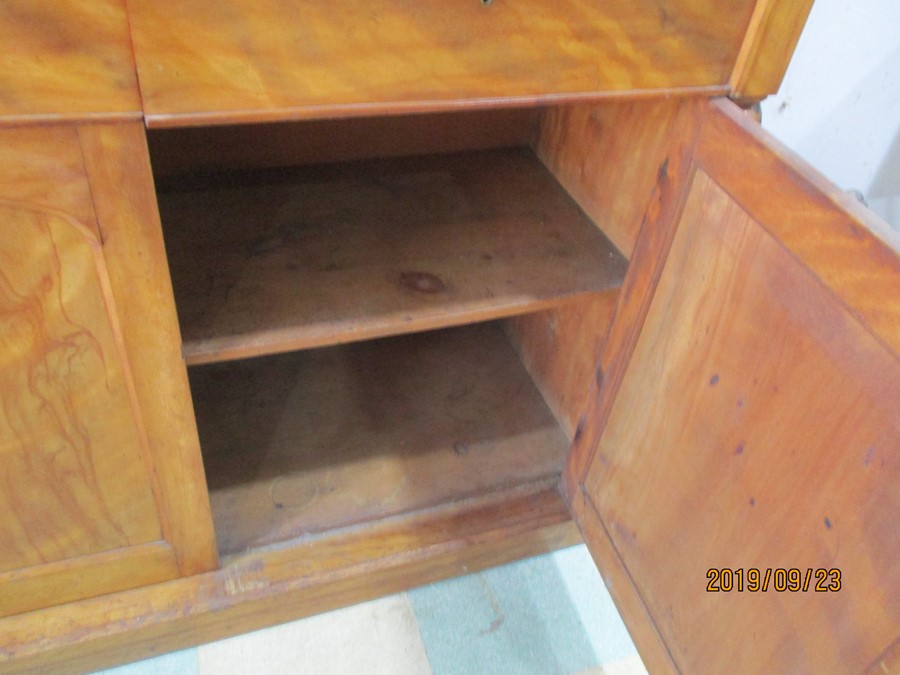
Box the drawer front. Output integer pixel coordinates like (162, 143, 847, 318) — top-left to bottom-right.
(128, 0, 758, 127)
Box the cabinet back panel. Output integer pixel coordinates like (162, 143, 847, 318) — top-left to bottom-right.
(190, 323, 568, 555)
(148, 109, 538, 181)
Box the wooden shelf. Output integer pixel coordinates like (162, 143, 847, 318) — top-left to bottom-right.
(190, 322, 570, 556)
(160, 148, 627, 365)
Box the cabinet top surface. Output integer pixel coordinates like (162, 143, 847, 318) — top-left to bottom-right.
(0, 0, 141, 122)
(127, 0, 754, 127)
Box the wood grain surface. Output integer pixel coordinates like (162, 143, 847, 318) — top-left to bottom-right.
(535, 98, 708, 259)
(729, 0, 815, 102)
(0, 0, 140, 122)
(148, 109, 539, 180)
(505, 292, 619, 439)
(0, 200, 170, 614)
(191, 322, 569, 555)
(160, 148, 627, 365)
(696, 100, 900, 354)
(583, 169, 900, 674)
(79, 122, 221, 576)
(0, 488, 579, 675)
(127, 0, 753, 126)
(561, 98, 708, 500)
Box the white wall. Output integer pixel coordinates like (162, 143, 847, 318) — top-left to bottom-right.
(760, 0, 900, 230)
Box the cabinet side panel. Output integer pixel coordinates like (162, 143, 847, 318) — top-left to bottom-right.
(505, 291, 618, 439)
(535, 99, 707, 259)
(559, 98, 709, 498)
(78, 123, 219, 576)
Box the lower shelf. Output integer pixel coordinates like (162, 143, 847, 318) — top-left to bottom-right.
(190, 321, 571, 556)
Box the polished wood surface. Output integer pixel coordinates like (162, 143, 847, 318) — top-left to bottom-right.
(730, 0, 815, 102)
(561, 99, 708, 501)
(571, 490, 678, 674)
(535, 99, 707, 258)
(191, 323, 568, 555)
(148, 109, 539, 180)
(580, 155, 899, 674)
(697, 100, 900, 353)
(160, 149, 627, 365)
(127, 0, 753, 127)
(0, 127, 99, 237)
(0, 489, 579, 675)
(0, 199, 172, 614)
(0, 543, 176, 620)
(79, 123, 220, 576)
(505, 292, 619, 439)
(0, 0, 140, 122)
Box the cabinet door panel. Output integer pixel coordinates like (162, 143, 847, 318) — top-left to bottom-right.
(0, 124, 215, 616)
(572, 100, 899, 674)
(0, 204, 162, 569)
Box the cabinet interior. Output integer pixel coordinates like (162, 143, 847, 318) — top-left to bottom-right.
(148, 107, 629, 558)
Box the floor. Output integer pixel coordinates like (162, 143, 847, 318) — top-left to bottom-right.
(91, 544, 646, 675)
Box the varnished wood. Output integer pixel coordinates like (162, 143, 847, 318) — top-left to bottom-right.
(696, 100, 900, 353)
(0, 1, 140, 122)
(571, 490, 679, 674)
(0, 127, 99, 238)
(127, 0, 754, 127)
(148, 109, 539, 180)
(505, 292, 618, 439)
(729, 0, 815, 102)
(160, 149, 627, 365)
(561, 99, 709, 502)
(535, 99, 708, 258)
(0, 543, 177, 619)
(191, 323, 569, 555)
(583, 167, 900, 673)
(0, 488, 580, 675)
(0, 200, 172, 614)
(865, 637, 900, 675)
(78, 123, 220, 576)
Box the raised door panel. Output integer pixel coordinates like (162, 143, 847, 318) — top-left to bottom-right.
(571, 100, 899, 673)
(0, 126, 191, 617)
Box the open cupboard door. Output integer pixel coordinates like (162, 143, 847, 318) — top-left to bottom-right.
(566, 99, 900, 674)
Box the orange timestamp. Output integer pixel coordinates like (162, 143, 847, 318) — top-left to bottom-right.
(706, 568, 842, 592)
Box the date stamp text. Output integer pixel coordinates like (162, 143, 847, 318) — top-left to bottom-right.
(706, 568, 841, 592)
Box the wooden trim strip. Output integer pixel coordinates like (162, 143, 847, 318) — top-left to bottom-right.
(143, 87, 730, 130)
(729, 0, 814, 102)
(573, 489, 680, 674)
(77, 122, 220, 576)
(694, 100, 900, 355)
(0, 542, 177, 619)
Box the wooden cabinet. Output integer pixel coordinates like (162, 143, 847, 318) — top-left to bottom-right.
(1, 1, 898, 674)
(0, 124, 217, 618)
